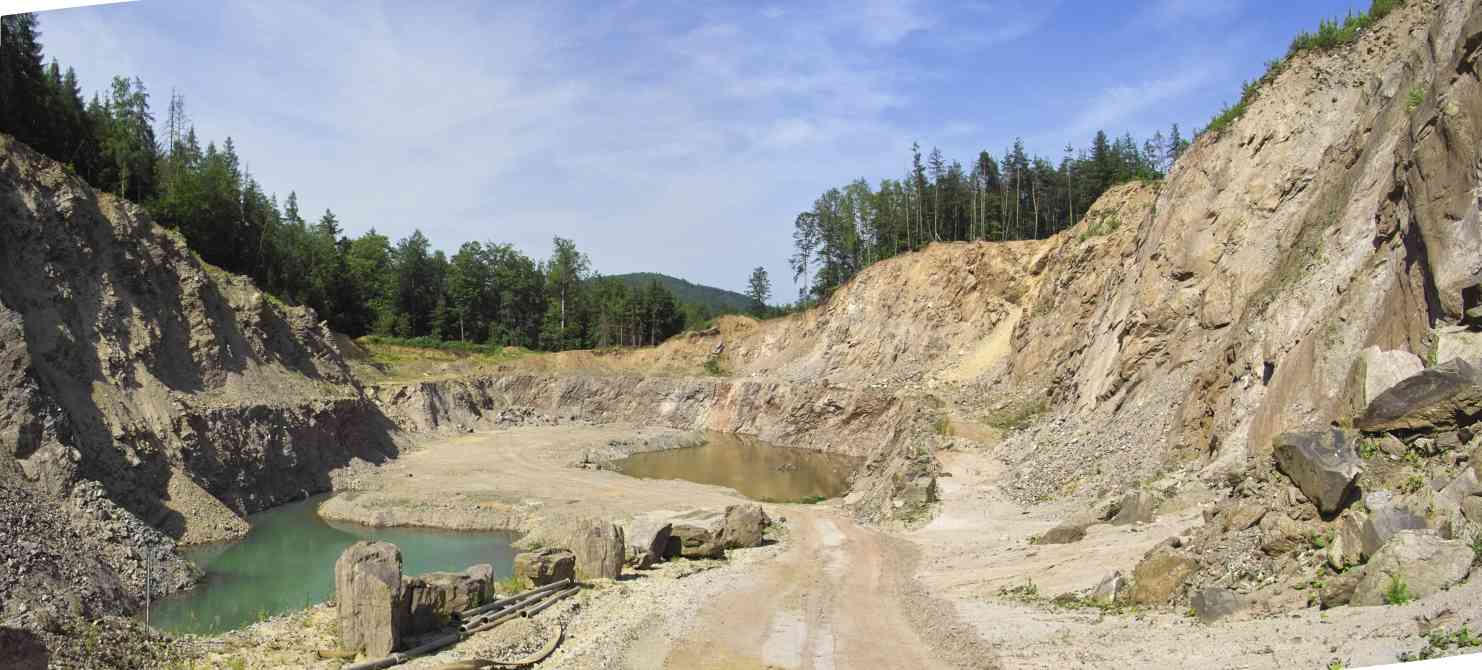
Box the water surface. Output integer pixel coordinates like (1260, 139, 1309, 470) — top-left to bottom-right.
(614, 433, 855, 502)
(146, 495, 515, 635)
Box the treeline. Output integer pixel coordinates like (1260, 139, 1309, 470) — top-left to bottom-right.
(0, 13, 698, 349)
(789, 130, 1188, 299)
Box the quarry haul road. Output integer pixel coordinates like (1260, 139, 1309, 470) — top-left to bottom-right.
(650, 506, 946, 670)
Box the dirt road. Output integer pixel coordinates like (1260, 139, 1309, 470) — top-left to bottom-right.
(654, 506, 945, 670)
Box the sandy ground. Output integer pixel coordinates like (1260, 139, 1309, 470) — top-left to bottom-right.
(320, 424, 747, 531)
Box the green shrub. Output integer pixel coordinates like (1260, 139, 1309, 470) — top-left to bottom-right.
(1384, 572, 1411, 605)
(1470, 529, 1482, 566)
(703, 357, 725, 376)
(1406, 87, 1425, 111)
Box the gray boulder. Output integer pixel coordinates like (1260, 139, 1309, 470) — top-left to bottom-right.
(1111, 490, 1159, 526)
(1351, 531, 1473, 606)
(622, 518, 673, 569)
(1273, 428, 1362, 515)
(1190, 588, 1241, 622)
(513, 548, 576, 586)
(1362, 346, 1425, 407)
(1091, 571, 1125, 604)
(334, 541, 404, 657)
(1360, 501, 1427, 559)
(400, 565, 493, 634)
(1357, 359, 1482, 433)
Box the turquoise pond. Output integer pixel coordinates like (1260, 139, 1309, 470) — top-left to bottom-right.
(145, 495, 515, 635)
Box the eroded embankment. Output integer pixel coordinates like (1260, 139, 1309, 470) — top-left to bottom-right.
(363, 373, 943, 525)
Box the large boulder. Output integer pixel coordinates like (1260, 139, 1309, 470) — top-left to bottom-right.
(1362, 347, 1425, 407)
(1190, 588, 1241, 622)
(720, 504, 771, 549)
(1359, 498, 1427, 559)
(669, 511, 726, 559)
(1110, 490, 1159, 526)
(1131, 545, 1197, 605)
(1357, 359, 1482, 433)
(334, 541, 404, 657)
(1273, 429, 1362, 516)
(622, 517, 673, 569)
(1326, 511, 1367, 570)
(1091, 571, 1125, 604)
(513, 548, 576, 586)
(1351, 531, 1473, 606)
(518, 516, 625, 580)
(400, 565, 493, 634)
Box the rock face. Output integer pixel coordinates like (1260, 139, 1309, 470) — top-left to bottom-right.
(513, 548, 576, 586)
(1272, 429, 1361, 516)
(1434, 326, 1482, 367)
(1319, 569, 1363, 609)
(1357, 360, 1482, 433)
(400, 565, 493, 634)
(1361, 347, 1425, 407)
(335, 541, 404, 657)
(1131, 546, 1197, 605)
(1351, 531, 1473, 606)
(519, 516, 624, 581)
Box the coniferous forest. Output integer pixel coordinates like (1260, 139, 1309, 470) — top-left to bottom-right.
(2, 12, 1184, 347)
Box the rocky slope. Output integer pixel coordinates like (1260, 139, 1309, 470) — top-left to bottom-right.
(0, 133, 402, 630)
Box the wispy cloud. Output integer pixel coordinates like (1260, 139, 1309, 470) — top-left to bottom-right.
(33, 0, 1311, 295)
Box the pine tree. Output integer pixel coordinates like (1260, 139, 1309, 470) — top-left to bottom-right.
(746, 267, 771, 317)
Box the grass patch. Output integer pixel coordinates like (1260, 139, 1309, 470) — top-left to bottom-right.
(986, 399, 1047, 432)
(932, 415, 951, 436)
(702, 357, 726, 376)
(1469, 529, 1482, 566)
(1400, 473, 1426, 494)
(496, 574, 529, 594)
(1384, 572, 1412, 605)
(1357, 438, 1379, 459)
(997, 578, 1040, 602)
(1400, 624, 1482, 662)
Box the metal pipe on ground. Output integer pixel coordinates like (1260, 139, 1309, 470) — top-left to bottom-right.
(344, 582, 580, 670)
(456, 579, 572, 621)
(521, 587, 579, 618)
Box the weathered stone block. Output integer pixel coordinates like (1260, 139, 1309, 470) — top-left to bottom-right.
(335, 541, 403, 657)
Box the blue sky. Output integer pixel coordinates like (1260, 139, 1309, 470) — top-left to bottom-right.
(34, 0, 1376, 298)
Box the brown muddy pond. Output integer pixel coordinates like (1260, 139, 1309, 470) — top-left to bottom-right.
(614, 433, 856, 502)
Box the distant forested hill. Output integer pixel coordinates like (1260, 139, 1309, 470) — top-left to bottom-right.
(610, 273, 753, 314)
